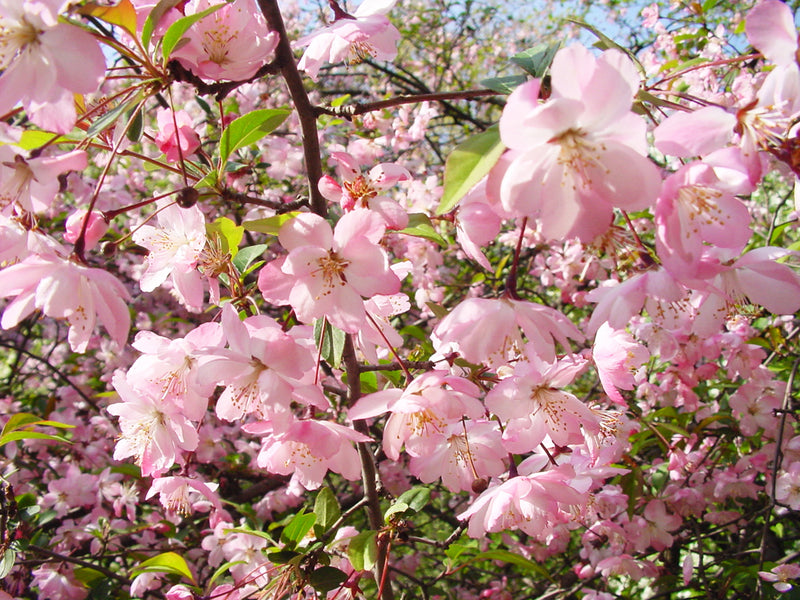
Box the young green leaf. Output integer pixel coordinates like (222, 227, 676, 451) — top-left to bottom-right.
(347, 531, 378, 571)
(219, 109, 291, 165)
(243, 212, 300, 235)
(314, 487, 341, 534)
(280, 511, 317, 549)
(309, 566, 348, 594)
(437, 127, 505, 215)
(510, 42, 561, 78)
(397, 213, 448, 248)
(131, 552, 195, 583)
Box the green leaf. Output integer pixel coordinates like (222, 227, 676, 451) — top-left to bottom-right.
(0, 431, 71, 447)
(397, 213, 448, 247)
(126, 108, 144, 143)
(219, 108, 291, 165)
(242, 212, 300, 235)
(384, 487, 430, 522)
(267, 549, 300, 564)
(347, 531, 378, 571)
(206, 217, 243, 259)
(86, 95, 143, 139)
(131, 552, 195, 583)
(480, 75, 527, 94)
(208, 560, 246, 589)
(314, 319, 346, 369)
(161, 3, 225, 61)
(309, 566, 348, 594)
(437, 126, 505, 215)
(280, 511, 316, 549)
(458, 550, 552, 580)
(73, 567, 105, 585)
(0, 548, 15, 579)
(13, 131, 69, 151)
(396, 486, 430, 512)
(314, 487, 341, 534)
(142, 0, 182, 49)
(232, 244, 267, 273)
(510, 42, 561, 78)
(359, 370, 378, 394)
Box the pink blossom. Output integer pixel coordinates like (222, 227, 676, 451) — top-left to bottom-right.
(486, 354, 599, 453)
(408, 420, 506, 493)
(296, 0, 401, 80)
(252, 419, 371, 490)
(154, 109, 201, 163)
(0, 149, 88, 216)
(641, 3, 659, 28)
(349, 370, 484, 460)
(458, 466, 587, 538)
(655, 161, 752, 279)
(433, 296, 583, 366)
(592, 323, 649, 405)
(171, 0, 279, 81)
(497, 45, 661, 241)
(776, 462, 800, 510)
(319, 151, 411, 229)
(132, 202, 206, 311)
(198, 304, 321, 427)
(258, 210, 401, 333)
(128, 322, 224, 421)
(31, 565, 87, 600)
(146, 475, 223, 516)
(0, 252, 131, 352)
(746, 0, 799, 67)
(108, 371, 199, 477)
(0, 0, 106, 132)
(759, 563, 800, 593)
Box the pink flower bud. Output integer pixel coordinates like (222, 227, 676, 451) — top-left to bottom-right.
(65, 210, 108, 251)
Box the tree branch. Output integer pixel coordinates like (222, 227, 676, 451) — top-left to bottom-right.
(257, 0, 327, 217)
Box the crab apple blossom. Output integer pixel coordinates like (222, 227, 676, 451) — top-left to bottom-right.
(408, 420, 506, 493)
(63, 209, 108, 251)
(249, 419, 371, 490)
(319, 151, 411, 229)
(349, 370, 484, 460)
(108, 371, 199, 477)
(497, 44, 661, 241)
(486, 354, 600, 453)
(258, 209, 401, 333)
(0, 149, 87, 216)
(154, 109, 201, 163)
(132, 202, 206, 311)
(432, 296, 583, 366)
(0, 252, 131, 352)
(592, 323, 649, 406)
(295, 0, 401, 80)
(458, 464, 589, 539)
(0, 0, 105, 132)
(197, 304, 323, 428)
(171, 0, 279, 81)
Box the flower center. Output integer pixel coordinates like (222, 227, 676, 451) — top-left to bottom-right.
(554, 129, 606, 189)
(202, 23, 238, 66)
(0, 17, 40, 69)
(349, 40, 377, 65)
(343, 175, 377, 208)
(316, 251, 350, 290)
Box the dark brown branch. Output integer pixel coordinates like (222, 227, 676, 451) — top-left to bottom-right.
(343, 335, 394, 600)
(315, 89, 498, 118)
(168, 59, 281, 102)
(257, 0, 327, 217)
